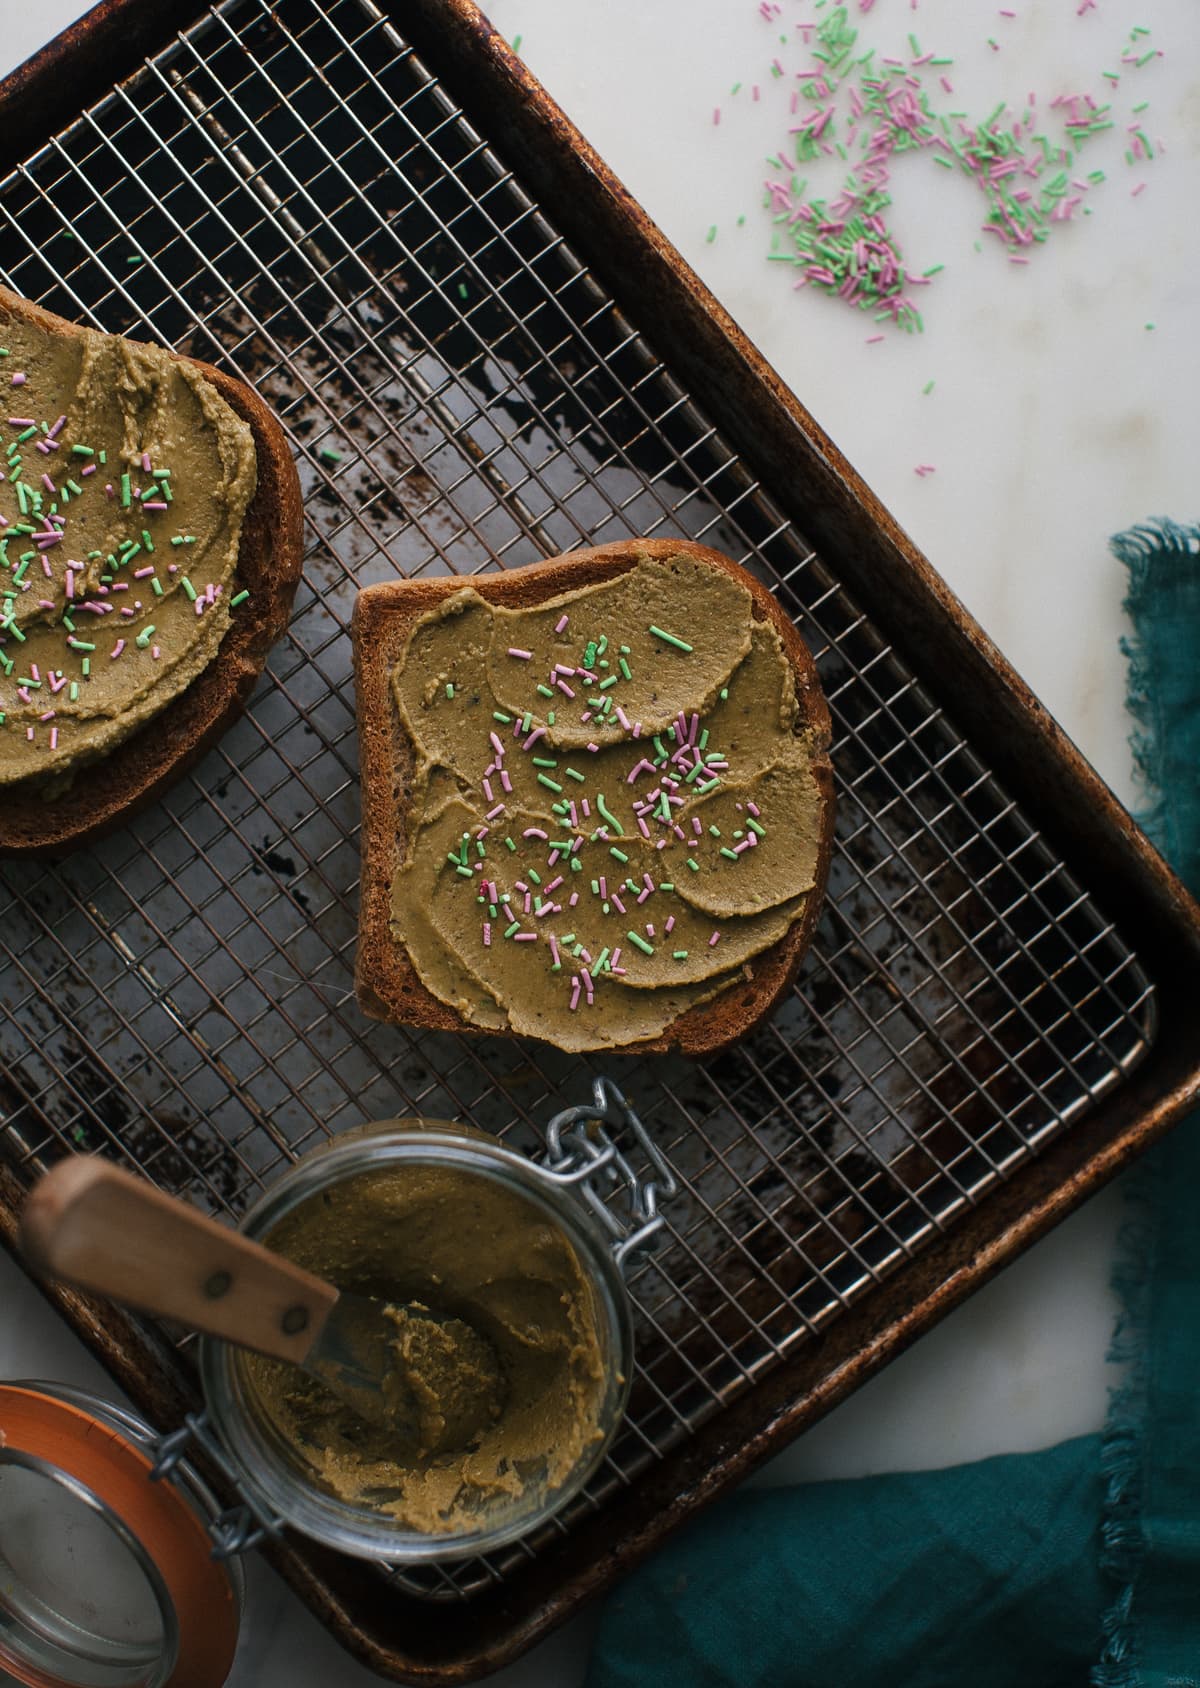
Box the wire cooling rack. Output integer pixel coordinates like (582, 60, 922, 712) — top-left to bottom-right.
(0, 0, 1154, 1605)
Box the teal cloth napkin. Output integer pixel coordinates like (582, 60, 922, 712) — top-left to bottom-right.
(587, 519, 1200, 1688)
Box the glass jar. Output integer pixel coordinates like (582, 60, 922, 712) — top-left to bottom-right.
(0, 1382, 243, 1688)
(198, 1083, 674, 1563)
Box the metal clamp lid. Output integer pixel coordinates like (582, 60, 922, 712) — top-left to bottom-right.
(542, 1076, 679, 1268)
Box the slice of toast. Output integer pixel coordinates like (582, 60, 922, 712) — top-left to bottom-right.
(354, 539, 835, 1057)
(0, 286, 303, 856)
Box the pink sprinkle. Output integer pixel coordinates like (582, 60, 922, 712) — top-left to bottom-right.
(524, 726, 547, 750)
(569, 976, 581, 1012)
(554, 613, 569, 633)
(500, 769, 512, 793)
(111, 639, 125, 658)
(615, 707, 631, 731)
(556, 679, 575, 698)
(544, 875, 564, 895)
(486, 803, 505, 821)
(81, 463, 96, 477)
(25, 726, 33, 741)
(514, 932, 537, 942)
(39, 709, 55, 722)
(586, 741, 600, 754)
(553, 664, 575, 677)
(713, 107, 721, 126)
(599, 876, 607, 900)
(11, 373, 26, 386)
(507, 646, 532, 660)
(489, 731, 505, 757)
(549, 934, 561, 967)
(709, 932, 721, 948)
(940, 74, 954, 92)
(866, 334, 885, 345)
(1131, 182, 1147, 197)
(120, 606, 135, 619)
(482, 777, 494, 802)
(645, 923, 655, 938)
(483, 922, 491, 947)
(49, 727, 58, 750)
(142, 501, 168, 512)
(580, 711, 592, 724)
(523, 826, 547, 840)
(29, 665, 39, 681)
(47, 415, 66, 440)
(611, 892, 626, 914)
(665, 915, 675, 934)
(568, 891, 579, 908)
(105, 483, 114, 499)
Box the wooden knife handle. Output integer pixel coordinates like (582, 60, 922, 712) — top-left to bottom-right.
(19, 1156, 338, 1366)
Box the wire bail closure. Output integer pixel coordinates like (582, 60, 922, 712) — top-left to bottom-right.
(149, 1412, 285, 1561)
(542, 1076, 679, 1269)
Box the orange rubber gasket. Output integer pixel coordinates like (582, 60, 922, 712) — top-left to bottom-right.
(0, 1386, 240, 1688)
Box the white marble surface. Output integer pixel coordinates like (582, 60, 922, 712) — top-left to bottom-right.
(2, 0, 1196, 1682)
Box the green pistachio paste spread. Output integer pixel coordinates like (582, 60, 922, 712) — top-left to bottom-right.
(0, 305, 256, 789)
(390, 553, 827, 1051)
(242, 1163, 607, 1536)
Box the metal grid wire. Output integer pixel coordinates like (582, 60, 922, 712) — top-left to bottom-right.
(0, 0, 1154, 1602)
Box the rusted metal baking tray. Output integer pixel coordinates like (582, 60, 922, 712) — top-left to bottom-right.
(1, 0, 1199, 1680)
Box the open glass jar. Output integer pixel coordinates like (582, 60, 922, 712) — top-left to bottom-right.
(192, 1078, 675, 1563)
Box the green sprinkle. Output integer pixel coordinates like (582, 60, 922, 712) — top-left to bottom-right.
(70, 639, 95, 652)
(565, 766, 585, 781)
(230, 588, 249, 607)
(141, 529, 154, 552)
(536, 683, 555, 698)
(719, 688, 729, 701)
(618, 656, 632, 681)
(747, 818, 766, 838)
(457, 282, 469, 300)
(120, 473, 131, 507)
(706, 225, 717, 245)
(720, 847, 739, 861)
(709, 825, 721, 837)
(532, 756, 558, 768)
(598, 674, 618, 690)
(135, 625, 155, 648)
(127, 254, 143, 265)
(493, 710, 511, 723)
(71, 444, 94, 457)
(610, 846, 629, 864)
(619, 644, 630, 654)
(98, 450, 106, 465)
(648, 624, 693, 652)
(180, 577, 197, 601)
(570, 857, 583, 871)
(69, 681, 79, 701)
(595, 793, 623, 834)
(626, 931, 655, 956)
(547, 711, 556, 725)
(521, 711, 532, 733)
(454, 864, 474, 878)
(537, 773, 563, 793)
(504, 920, 520, 939)
(15, 426, 35, 444)
(319, 446, 342, 464)
(687, 858, 700, 872)
(673, 950, 689, 960)
(445, 681, 455, 699)
(504, 836, 517, 851)
(595, 947, 611, 973)
(528, 868, 542, 885)
(923, 380, 935, 395)
(81, 658, 91, 676)
(511, 32, 522, 51)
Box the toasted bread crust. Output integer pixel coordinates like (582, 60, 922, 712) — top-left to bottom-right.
(353, 539, 835, 1057)
(0, 287, 303, 857)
